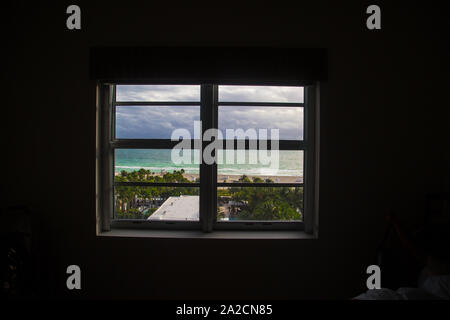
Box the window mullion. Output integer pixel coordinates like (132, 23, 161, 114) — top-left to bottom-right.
(98, 84, 114, 232)
(212, 85, 218, 227)
(200, 84, 217, 232)
(303, 84, 316, 234)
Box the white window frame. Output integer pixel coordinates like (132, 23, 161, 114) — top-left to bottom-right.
(96, 83, 319, 235)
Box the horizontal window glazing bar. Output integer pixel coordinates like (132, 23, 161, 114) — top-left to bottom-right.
(111, 139, 305, 150)
(214, 221, 304, 230)
(218, 140, 306, 150)
(219, 102, 303, 107)
(111, 139, 202, 149)
(111, 220, 201, 230)
(217, 183, 303, 187)
(115, 101, 200, 106)
(115, 182, 200, 187)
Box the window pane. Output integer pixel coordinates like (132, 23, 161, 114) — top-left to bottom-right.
(219, 86, 303, 103)
(217, 150, 303, 183)
(219, 106, 303, 140)
(116, 85, 200, 102)
(114, 186, 199, 221)
(115, 105, 199, 139)
(115, 149, 200, 182)
(217, 186, 303, 221)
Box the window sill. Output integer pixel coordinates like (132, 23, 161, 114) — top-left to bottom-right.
(98, 229, 316, 240)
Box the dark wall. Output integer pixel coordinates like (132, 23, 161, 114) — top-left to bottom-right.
(3, 1, 449, 299)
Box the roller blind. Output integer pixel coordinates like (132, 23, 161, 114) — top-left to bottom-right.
(90, 47, 327, 85)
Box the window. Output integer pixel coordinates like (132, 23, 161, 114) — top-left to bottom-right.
(97, 84, 318, 233)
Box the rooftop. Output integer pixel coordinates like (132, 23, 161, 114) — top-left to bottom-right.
(147, 196, 199, 221)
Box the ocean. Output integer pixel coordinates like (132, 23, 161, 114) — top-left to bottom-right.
(115, 149, 303, 177)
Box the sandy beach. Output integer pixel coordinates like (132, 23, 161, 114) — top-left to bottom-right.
(115, 171, 303, 183)
(183, 173, 303, 183)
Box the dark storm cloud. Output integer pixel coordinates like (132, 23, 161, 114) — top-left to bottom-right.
(115, 85, 304, 140)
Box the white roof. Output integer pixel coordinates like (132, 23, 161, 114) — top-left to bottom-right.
(147, 196, 199, 221)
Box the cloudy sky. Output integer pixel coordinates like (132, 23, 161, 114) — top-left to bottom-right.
(115, 85, 304, 140)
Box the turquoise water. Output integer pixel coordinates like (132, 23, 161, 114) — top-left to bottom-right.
(115, 149, 303, 177)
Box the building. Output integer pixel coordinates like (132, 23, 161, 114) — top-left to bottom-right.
(147, 196, 199, 221)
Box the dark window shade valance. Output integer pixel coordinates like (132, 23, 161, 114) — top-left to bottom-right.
(90, 47, 327, 85)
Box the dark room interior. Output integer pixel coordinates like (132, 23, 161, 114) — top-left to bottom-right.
(1, 1, 449, 304)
